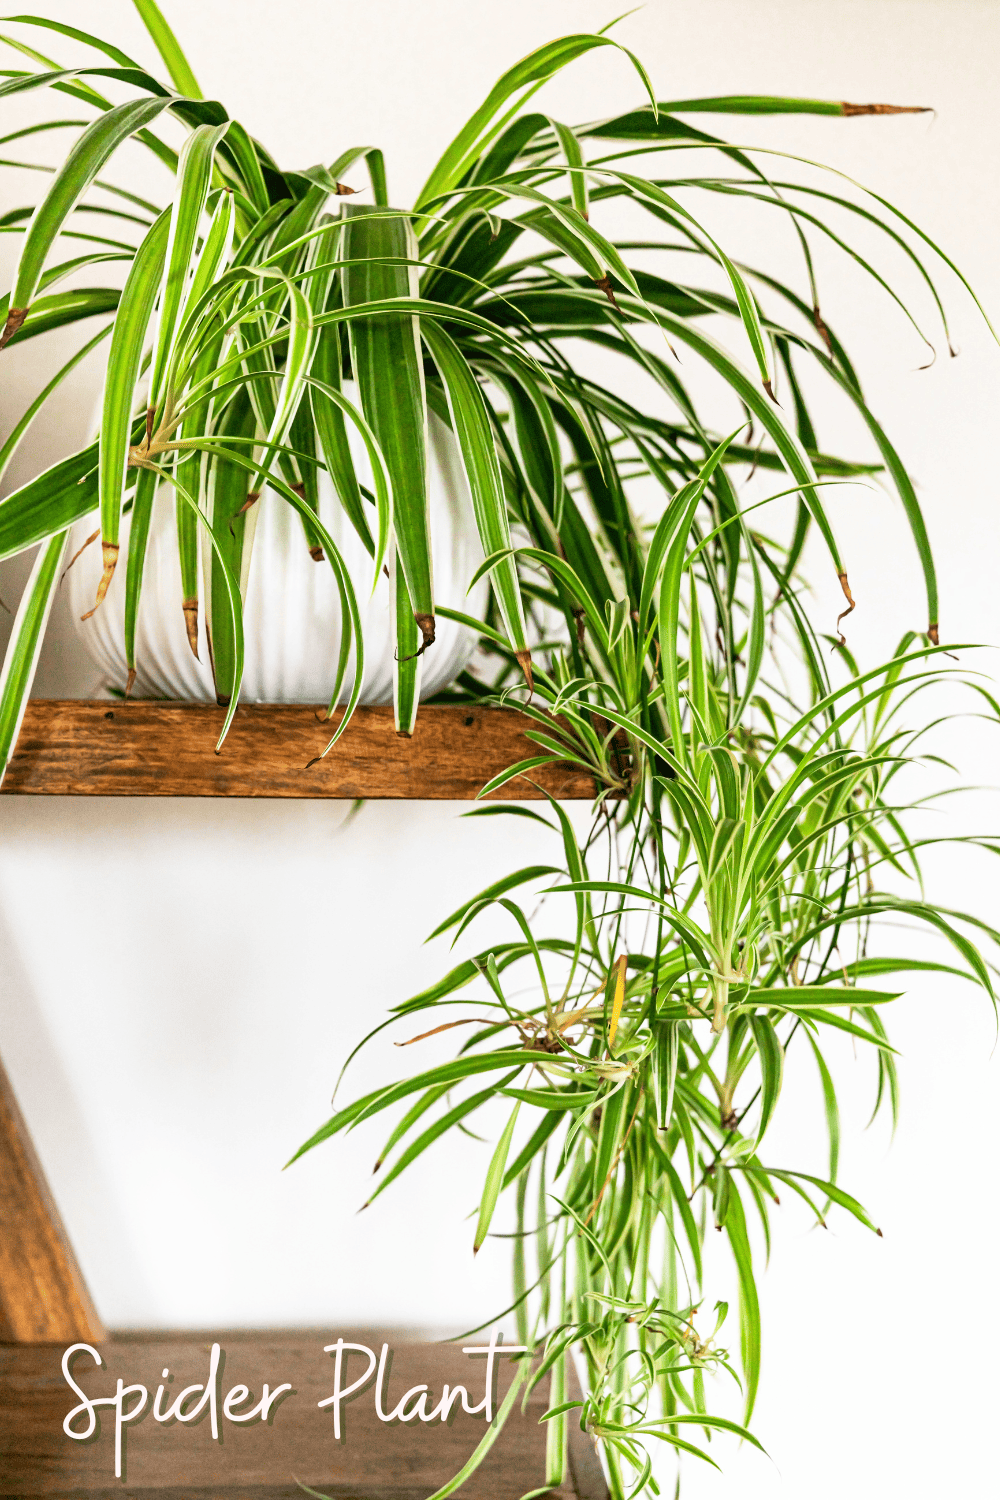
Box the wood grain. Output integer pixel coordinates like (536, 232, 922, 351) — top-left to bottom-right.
(0, 1330, 609, 1498)
(0, 1058, 105, 1347)
(0, 702, 599, 801)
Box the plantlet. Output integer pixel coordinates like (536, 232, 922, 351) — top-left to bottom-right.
(2, 5, 996, 1496)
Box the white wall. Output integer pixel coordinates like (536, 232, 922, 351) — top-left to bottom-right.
(1, 3, 997, 1497)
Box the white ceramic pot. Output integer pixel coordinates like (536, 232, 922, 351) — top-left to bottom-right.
(68, 395, 487, 704)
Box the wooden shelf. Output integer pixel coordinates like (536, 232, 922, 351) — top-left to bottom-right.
(1, 702, 598, 801)
(0, 1329, 608, 1498)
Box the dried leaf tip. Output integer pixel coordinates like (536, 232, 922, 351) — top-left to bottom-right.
(812, 306, 834, 358)
(237, 490, 260, 517)
(414, 613, 436, 655)
(125, 668, 136, 700)
(0, 306, 27, 349)
(309, 545, 325, 562)
(841, 101, 931, 116)
(182, 597, 200, 659)
(335, 181, 356, 195)
(595, 274, 619, 309)
(61, 528, 99, 585)
(835, 569, 856, 644)
(928, 623, 940, 646)
(80, 541, 120, 620)
(515, 649, 534, 697)
(762, 378, 779, 405)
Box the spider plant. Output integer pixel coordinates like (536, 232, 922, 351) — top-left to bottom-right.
(2, 4, 997, 1496)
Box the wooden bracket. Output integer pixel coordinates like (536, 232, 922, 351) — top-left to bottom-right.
(0, 1056, 104, 1345)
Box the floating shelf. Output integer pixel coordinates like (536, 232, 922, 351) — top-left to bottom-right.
(1, 702, 598, 801)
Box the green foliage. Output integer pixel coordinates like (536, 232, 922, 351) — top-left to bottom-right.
(2, 11, 996, 1495)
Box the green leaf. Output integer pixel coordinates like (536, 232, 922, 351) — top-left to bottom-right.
(422, 1353, 531, 1500)
(150, 121, 231, 404)
(288, 1049, 537, 1165)
(429, 866, 561, 940)
(392, 552, 420, 737)
(473, 1100, 521, 1253)
(0, 529, 68, 783)
(93, 207, 171, 607)
(0, 439, 107, 561)
(421, 319, 530, 678)
(306, 373, 392, 583)
(1, 287, 121, 345)
(748, 1013, 783, 1147)
(123, 464, 158, 687)
(739, 986, 900, 1009)
(0, 321, 111, 489)
(3, 94, 174, 340)
(367, 1072, 520, 1209)
(131, 0, 202, 98)
(763, 1169, 881, 1235)
(652, 1019, 679, 1132)
(723, 1182, 760, 1423)
(340, 205, 433, 650)
(417, 31, 657, 209)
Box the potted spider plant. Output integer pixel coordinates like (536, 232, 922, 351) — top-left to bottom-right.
(1, 4, 996, 1498)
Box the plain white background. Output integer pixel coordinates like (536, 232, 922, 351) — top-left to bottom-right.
(0, 3, 997, 1496)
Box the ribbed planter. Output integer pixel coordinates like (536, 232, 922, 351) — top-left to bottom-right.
(68, 399, 487, 705)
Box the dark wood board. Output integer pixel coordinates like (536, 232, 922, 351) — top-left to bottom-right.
(0, 1330, 609, 1498)
(0, 702, 598, 801)
(0, 1058, 105, 1347)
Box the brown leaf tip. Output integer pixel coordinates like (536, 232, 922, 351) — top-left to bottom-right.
(309, 545, 325, 562)
(182, 596, 200, 659)
(61, 527, 100, 585)
(835, 570, 857, 645)
(841, 101, 931, 116)
(812, 306, 833, 357)
(928, 623, 940, 646)
(837, 570, 856, 607)
(595, 274, 619, 309)
(515, 648, 534, 695)
(0, 306, 28, 350)
(413, 613, 436, 656)
(335, 181, 356, 195)
(80, 541, 120, 620)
